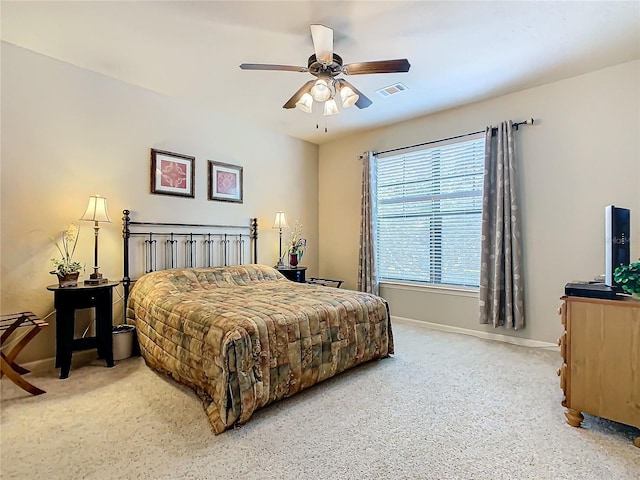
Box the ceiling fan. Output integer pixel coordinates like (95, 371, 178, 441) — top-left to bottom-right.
(240, 24, 410, 115)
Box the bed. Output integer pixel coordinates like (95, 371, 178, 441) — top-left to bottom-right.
(122, 211, 393, 433)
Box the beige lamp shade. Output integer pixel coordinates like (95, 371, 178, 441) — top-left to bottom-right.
(273, 211, 288, 229)
(80, 195, 112, 223)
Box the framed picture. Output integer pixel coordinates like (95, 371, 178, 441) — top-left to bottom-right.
(150, 149, 195, 198)
(208, 161, 243, 203)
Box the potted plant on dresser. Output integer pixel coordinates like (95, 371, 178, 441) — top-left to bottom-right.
(50, 224, 84, 287)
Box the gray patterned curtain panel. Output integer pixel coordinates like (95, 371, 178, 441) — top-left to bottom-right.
(479, 121, 525, 329)
(358, 151, 379, 295)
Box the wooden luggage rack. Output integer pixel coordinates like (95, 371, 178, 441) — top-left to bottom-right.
(1, 312, 48, 395)
(307, 277, 344, 288)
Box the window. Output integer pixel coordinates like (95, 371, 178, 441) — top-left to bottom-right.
(375, 136, 485, 288)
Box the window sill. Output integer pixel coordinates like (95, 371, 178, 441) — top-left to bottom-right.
(379, 281, 479, 298)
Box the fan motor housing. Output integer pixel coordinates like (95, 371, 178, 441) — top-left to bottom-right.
(307, 54, 343, 77)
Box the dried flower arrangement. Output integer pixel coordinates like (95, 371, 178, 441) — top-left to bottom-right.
(50, 224, 84, 276)
(286, 220, 307, 261)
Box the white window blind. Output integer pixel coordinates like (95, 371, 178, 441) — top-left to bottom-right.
(375, 136, 485, 288)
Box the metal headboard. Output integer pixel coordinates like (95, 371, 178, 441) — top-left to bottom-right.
(121, 209, 258, 315)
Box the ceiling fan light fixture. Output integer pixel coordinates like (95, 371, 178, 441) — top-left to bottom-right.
(340, 85, 359, 108)
(323, 98, 339, 116)
(242, 25, 410, 114)
(295, 93, 313, 113)
(310, 79, 331, 102)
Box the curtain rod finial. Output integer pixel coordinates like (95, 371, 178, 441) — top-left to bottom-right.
(526, 118, 534, 125)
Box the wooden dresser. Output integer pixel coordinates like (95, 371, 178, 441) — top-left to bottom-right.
(558, 295, 640, 447)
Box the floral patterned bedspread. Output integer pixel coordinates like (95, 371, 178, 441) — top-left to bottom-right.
(126, 264, 393, 434)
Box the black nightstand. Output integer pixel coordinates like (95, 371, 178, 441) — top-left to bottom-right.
(277, 266, 307, 283)
(47, 282, 118, 379)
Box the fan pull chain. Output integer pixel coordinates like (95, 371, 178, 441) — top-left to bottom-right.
(316, 121, 328, 133)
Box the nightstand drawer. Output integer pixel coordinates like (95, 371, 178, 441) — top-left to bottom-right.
(277, 267, 307, 283)
(53, 289, 106, 309)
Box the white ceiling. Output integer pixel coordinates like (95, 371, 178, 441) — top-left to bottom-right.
(2, 1, 639, 145)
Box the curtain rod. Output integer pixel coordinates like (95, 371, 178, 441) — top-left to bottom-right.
(373, 118, 535, 157)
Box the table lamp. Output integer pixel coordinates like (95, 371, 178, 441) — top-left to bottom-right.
(80, 194, 112, 284)
(272, 211, 288, 268)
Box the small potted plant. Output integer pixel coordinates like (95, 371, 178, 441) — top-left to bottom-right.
(286, 220, 307, 267)
(614, 259, 640, 298)
(50, 224, 84, 287)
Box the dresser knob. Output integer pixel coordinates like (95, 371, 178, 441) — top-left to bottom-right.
(556, 368, 561, 377)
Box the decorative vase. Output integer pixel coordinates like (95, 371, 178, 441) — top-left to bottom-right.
(289, 253, 299, 267)
(54, 271, 79, 288)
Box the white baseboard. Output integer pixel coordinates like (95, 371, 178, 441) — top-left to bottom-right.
(391, 316, 559, 350)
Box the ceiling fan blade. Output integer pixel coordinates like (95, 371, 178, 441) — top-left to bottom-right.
(310, 24, 333, 64)
(283, 80, 315, 109)
(240, 63, 308, 73)
(338, 79, 373, 109)
(342, 59, 411, 75)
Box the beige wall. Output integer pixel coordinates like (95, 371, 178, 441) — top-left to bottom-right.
(319, 60, 640, 344)
(1, 43, 319, 363)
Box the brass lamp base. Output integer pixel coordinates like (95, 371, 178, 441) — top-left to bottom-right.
(84, 273, 108, 285)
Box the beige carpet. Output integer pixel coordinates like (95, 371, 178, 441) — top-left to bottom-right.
(1, 322, 638, 479)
